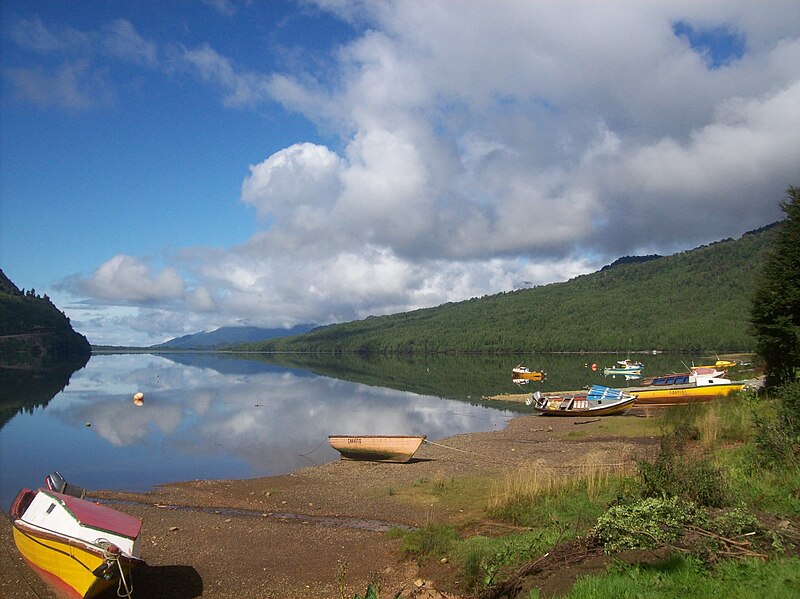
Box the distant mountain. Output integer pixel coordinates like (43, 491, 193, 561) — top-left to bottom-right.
(240, 224, 780, 354)
(151, 324, 317, 349)
(0, 269, 91, 370)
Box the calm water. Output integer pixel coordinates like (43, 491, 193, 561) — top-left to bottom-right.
(0, 353, 518, 511)
(0, 351, 729, 512)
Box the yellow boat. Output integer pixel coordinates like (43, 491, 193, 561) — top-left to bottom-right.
(10, 487, 144, 599)
(512, 364, 546, 381)
(695, 359, 738, 369)
(328, 435, 426, 463)
(627, 374, 745, 405)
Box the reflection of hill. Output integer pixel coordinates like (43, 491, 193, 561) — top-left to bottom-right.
(157, 352, 311, 377)
(225, 352, 719, 402)
(0, 358, 88, 431)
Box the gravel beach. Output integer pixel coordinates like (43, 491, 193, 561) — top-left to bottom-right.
(1, 411, 659, 599)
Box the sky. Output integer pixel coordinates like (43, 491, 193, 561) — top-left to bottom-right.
(1, 1, 799, 347)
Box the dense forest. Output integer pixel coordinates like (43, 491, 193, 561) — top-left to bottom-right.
(0, 269, 91, 369)
(237, 224, 779, 354)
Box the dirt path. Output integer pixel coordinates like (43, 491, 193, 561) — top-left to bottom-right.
(1, 413, 659, 599)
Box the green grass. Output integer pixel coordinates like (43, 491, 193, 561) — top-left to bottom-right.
(382, 385, 800, 596)
(565, 555, 800, 598)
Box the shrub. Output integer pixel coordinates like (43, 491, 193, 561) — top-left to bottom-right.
(594, 496, 703, 553)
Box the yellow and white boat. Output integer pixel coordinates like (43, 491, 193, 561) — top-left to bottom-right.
(10, 487, 144, 599)
(627, 373, 745, 405)
(512, 364, 546, 381)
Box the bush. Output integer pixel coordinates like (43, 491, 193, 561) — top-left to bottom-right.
(752, 382, 800, 466)
(637, 427, 729, 507)
(594, 496, 703, 553)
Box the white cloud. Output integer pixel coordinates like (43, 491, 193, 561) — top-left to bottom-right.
(39, 1, 800, 344)
(80, 255, 185, 303)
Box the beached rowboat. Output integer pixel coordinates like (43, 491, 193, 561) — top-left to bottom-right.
(526, 385, 636, 416)
(10, 487, 144, 598)
(328, 435, 426, 463)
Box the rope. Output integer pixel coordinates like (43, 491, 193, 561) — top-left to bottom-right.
(96, 539, 134, 599)
(423, 438, 498, 459)
(423, 439, 634, 471)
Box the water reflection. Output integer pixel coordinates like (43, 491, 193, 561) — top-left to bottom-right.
(0, 353, 514, 511)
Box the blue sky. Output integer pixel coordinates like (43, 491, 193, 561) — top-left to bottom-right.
(2, 1, 799, 346)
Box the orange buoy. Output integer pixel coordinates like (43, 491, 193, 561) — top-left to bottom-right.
(133, 392, 144, 406)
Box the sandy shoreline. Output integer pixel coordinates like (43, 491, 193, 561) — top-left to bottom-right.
(2, 412, 659, 599)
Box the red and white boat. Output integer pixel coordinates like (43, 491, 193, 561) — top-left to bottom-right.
(10, 485, 144, 598)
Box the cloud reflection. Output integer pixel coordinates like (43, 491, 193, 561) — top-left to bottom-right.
(49, 354, 512, 477)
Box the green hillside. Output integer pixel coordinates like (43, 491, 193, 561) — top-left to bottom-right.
(0, 269, 91, 369)
(240, 225, 779, 354)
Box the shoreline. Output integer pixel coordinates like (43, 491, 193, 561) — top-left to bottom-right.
(2, 410, 660, 598)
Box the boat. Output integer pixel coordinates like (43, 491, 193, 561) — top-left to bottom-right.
(526, 385, 637, 416)
(10, 486, 144, 599)
(603, 359, 643, 376)
(511, 364, 546, 381)
(694, 359, 738, 369)
(328, 435, 426, 463)
(626, 373, 745, 405)
(638, 366, 726, 386)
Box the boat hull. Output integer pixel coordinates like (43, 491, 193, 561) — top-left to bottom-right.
(604, 367, 642, 375)
(511, 366, 545, 381)
(11, 523, 138, 599)
(628, 382, 745, 405)
(533, 395, 636, 416)
(328, 435, 426, 463)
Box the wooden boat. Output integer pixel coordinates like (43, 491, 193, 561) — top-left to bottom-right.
(511, 364, 546, 381)
(10, 487, 144, 599)
(603, 359, 643, 376)
(328, 435, 426, 463)
(526, 385, 636, 416)
(626, 374, 745, 405)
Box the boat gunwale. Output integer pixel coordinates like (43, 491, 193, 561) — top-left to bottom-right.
(12, 518, 145, 566)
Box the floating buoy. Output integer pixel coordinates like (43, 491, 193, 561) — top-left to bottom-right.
(591, 363, 597, 371)
(133, 392, 144, 406)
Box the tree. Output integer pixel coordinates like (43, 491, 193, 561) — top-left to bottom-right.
(750, 186, 800, 388)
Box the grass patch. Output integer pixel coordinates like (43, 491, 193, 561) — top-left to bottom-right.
(388, 474, 493, 517)
(488, 458, 634, 529)
(565, 555, 800, 599)
(717, 444, 800, 516)
(388, 523, 459, 562)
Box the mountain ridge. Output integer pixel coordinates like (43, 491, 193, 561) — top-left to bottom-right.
(0, 269, 91, 370)
(150, 324, 317, 349)
(235, 223, 780, 354)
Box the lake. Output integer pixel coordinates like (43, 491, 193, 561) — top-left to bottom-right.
(0, 351, 724, 511)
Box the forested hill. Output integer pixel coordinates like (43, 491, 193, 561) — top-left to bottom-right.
(239, 224, 780, 354)
(0, 269, 91, 369)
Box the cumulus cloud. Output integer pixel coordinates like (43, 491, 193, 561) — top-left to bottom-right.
(79, 255, 185, 303)
(35, 1, 800, 343)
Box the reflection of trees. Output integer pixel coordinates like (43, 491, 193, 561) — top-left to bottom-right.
(0, 355, 88, 431)
(157, 352, 308, 377)
(226, 352, 712, 401)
